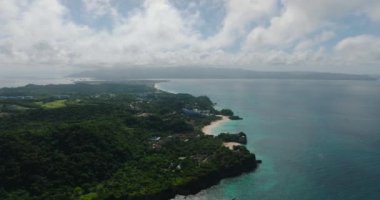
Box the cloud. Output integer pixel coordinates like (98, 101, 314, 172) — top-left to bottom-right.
(0, 0, 91, 66)
(242, 0, 366, 51)
(334, 35, 380, 65)
(365, 0, 380, 22)
(0, 0, 379, 74)
(203, 0, 277, 49)
(83, 0, 114, 17)
(294, 31, 335, 51)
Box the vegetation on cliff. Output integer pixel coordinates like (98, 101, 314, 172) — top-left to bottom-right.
(217, 132, 248, 144)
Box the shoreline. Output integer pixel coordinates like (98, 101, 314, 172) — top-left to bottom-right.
(202, 116, 242, 150)
(155, 82, 243, 151)
(152, 82, 254, 200)
(202, 115, 230, 135)
(1, 80, 258, 200)
(223, 142, 242, 150)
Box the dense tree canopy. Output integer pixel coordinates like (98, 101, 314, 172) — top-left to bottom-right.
(0, 82, 256, 200)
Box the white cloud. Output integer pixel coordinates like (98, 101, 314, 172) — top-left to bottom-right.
(203, 0, 277, 49)
(295, 31, 335, 51)
(82, 0, 122, 23)
(83, 0, 113, 17)
(365, 0, 380, 22)
(242, 0, 366, 51)
(0, 0, 379, 74)
(243, 7, 316, 50)
(334, 35, 380, 65)
(76, 0, 201, 65)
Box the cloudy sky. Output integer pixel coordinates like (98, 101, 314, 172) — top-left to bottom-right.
(1, 0, 380, 76)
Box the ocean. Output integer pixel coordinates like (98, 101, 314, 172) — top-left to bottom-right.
(156, 79, 380, 200)
(0, 77, 76, 88)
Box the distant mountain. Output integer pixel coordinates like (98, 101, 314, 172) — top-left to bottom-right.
(71, 67, 377, 80)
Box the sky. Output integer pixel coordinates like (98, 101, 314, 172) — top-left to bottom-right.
(0, 0, 380, 76)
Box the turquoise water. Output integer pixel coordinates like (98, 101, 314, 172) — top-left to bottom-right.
(157, 79, 380, 200)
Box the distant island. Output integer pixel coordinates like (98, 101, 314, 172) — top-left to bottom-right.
(71, 67, 378, 81)
(0, 81, 258, 200)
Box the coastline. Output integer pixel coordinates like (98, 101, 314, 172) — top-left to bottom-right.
(154, 81, 254, 200)
(223, 142, 242, 150)
(154, 81, 177, 94)
(202, 116, 242, 150)
(202, 115, 230, 135)
(1, 82, 258, 200)
(155, 82, 243, 151)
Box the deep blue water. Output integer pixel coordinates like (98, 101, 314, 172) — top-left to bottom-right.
(156, 79, 380, 200)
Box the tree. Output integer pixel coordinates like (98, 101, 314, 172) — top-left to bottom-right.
(220, 109, 234, 116)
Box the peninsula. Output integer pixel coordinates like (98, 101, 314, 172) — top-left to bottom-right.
(0, 81, 258, 200)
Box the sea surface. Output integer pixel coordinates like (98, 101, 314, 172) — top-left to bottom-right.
(0, 77, 77, 88)
(156, 79, 380, 200)
(0, 74, 92, 88)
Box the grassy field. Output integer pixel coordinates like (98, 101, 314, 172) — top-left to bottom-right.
(40, 100, 67, 109)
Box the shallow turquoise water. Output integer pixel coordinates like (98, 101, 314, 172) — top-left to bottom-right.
(157, 79, 380, 200)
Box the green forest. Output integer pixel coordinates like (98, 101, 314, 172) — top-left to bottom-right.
(0, 82, 257, 200)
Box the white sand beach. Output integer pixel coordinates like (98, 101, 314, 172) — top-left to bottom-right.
(223, 142, 242, 150)
(202, 116, 242, 150)
(202, 115, 230, 135)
